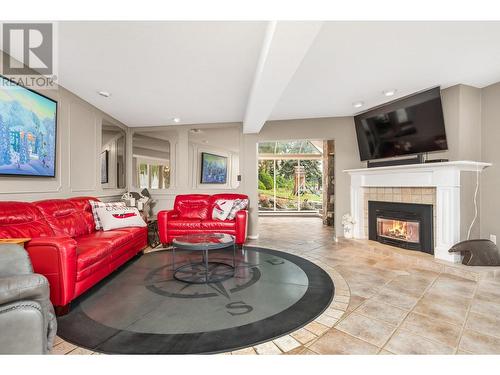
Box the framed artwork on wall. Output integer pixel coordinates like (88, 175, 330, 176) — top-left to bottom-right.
(201, 152, 227, 184)
(0, 74, 58, 177)
(100, 150, 109, 183)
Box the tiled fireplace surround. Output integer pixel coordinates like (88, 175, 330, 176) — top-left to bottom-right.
(345, 161, 491, 263)
(362, 187, 436, 245)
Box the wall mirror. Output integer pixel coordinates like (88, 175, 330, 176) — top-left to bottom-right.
(132, 130, 173, 190)
(101, 123, 126, 189)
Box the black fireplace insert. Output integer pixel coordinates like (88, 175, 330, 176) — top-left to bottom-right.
(368, 201, 433, 254)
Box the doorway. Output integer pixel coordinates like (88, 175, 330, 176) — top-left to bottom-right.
(257, 140, 328, 216)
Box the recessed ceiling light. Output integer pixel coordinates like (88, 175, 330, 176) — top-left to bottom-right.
(173, 117, 181, 123)
(98, 91, 111, 98)
(352, 101, 364, 108)
(383, 89, 397, 97)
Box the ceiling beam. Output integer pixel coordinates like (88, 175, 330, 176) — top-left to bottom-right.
(242, 21, 323, 134)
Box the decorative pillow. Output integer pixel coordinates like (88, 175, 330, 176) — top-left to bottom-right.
(212, 199, 235, 221)
(227, 199, 249, 220)
(89, 200, 126, 230)
(95, 206, 146, 231)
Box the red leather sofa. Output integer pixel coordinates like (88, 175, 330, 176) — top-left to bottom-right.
(0, 197, 147, 314)
(158, 194, 248, 245)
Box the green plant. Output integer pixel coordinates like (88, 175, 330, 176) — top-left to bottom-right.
(258, 180, 266, 190)
(259, 170, 274, 190)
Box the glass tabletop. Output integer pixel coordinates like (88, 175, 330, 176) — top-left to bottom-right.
(172, 233, 235, 250)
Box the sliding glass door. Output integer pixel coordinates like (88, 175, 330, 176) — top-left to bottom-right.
(258, 140, 324, 213)
(275, 159, 299, 211)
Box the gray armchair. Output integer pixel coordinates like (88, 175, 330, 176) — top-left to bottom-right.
(0, 244, 57, 354)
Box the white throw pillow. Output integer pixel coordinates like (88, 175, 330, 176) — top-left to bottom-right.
(226, 199, 249, 220)
(95, 206, 146, 231)
(89, 200, 126, 230)
(212, 199, 235, 221)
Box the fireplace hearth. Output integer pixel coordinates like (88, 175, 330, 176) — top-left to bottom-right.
(368, 201, 433, 255)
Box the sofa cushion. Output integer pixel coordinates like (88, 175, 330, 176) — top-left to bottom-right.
(174, 194, 210, 220)
(201, 219, 236, 230)
(75, 237, 115, 271)
(75, 230, 134, 251)
(113, 226, 147, 239)
(0, 201, 55, 238)
(34, 199, 91, 238)
(168, 218, 202, 230)
(74, 228, 146, 280)
(67, 197, 100, 233)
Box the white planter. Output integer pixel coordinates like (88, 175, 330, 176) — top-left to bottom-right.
(343, 224, 353, 239)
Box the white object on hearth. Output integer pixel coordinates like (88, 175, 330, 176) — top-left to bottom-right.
(341, 213, 356, 239)
(344, 161, 491, 263)
(343, 224, 353, 239)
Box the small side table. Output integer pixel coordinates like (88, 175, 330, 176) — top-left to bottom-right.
(172, 233, 236, 284)
(0, 238, 31, 245)
(147, 219, 160, 248)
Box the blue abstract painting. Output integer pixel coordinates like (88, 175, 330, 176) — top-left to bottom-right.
(0, 78, 57, 177)
(201, 152, 227, 184)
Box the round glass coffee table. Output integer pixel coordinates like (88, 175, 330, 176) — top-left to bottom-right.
(172, 233, 236, 284)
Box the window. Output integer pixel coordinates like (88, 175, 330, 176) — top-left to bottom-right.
(258, 140, 323, 213)
(258, 140, 322, 156)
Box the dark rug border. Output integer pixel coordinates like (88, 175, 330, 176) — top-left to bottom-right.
(57, 246, 334, 354)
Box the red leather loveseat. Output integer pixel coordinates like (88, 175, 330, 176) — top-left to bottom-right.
(0, 197, 147, 314)
(157, 194, 248, 245)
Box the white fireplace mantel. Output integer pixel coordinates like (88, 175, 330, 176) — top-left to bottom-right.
(344, 161, 491, 263)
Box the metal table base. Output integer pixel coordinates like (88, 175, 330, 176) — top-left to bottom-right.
(172, 244, 236, 284)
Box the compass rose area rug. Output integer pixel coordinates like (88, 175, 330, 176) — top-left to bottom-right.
(57, 246, 334, 354)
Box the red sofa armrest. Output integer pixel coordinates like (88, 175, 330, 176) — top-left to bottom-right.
(24, 236, 77, 307)
(234, 210, 248, 245)
(157, 210, 179, 244)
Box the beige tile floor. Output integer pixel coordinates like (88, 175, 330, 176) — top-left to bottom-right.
(51, 216, 500, 355)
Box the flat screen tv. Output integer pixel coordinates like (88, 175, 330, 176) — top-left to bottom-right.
(354, 87, 447, 161)
(0, 75, 57, 177)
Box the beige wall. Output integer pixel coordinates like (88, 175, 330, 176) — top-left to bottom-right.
(140, 85, 490, 240)
(139, 117, 360, 238)
(435, 85, 482, 240)
(432, 85, 481, 161)
(480, 81, 500, 239)
(243, 117, 360, 238)
(443, 85, 483, 240)
(0, 50, 129, 202)
(130, 123, 246, 220)
(0, 84, 129, 202)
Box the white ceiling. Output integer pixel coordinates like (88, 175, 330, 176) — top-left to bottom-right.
(57, 21, 500, 130)
(58, 21, 267, 126)
(270, 21, 500, 120)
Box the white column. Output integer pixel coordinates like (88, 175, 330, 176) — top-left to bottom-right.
(350, 175, 366, 239)
(435, 186, 462, 263)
